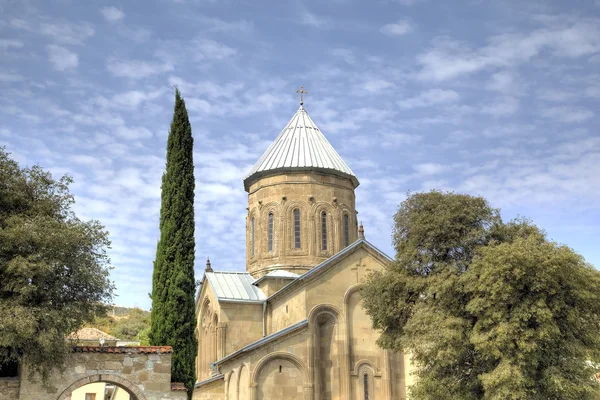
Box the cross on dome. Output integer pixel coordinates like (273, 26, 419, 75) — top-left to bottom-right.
(296, 85, 308, 105)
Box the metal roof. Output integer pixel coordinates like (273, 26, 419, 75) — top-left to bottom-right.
(213, 319, 308, 367)
(253, 270, 300, 286)
(205, 271, 266, 303)
(244, 105, 359, 190)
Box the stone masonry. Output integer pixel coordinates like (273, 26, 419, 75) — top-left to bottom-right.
(10, 346, 187, 400)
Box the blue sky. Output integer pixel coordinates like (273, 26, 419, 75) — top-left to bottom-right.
(1, 0, 599, 309)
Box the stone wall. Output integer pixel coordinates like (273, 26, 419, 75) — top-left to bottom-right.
(0, 378, 20, 400)
(17, 346, 187, 400)
(246, 171, 358, 278)
(192, 378, 223, 400)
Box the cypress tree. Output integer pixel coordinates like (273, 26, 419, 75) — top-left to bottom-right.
(150, 88, 197, 397)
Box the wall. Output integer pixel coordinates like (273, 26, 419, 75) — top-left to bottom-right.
(246, 171, 358, 278)
(192, 378, 224, 400)
(0, 378, 20, 400)
(16, 347, 187, 400)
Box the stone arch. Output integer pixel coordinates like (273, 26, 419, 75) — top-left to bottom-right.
(247, 207, 259, 261)
(56, 374, 147, 400)
(226, 369, 238, 400)
(238, 363, 251, 400)
(338, 205, 354, 248)
(311, 202, 336, 255)
(283, 200, 310, 254)
(252, 352, 312, 400)
(261, 201, 280, 256)
(309, 305, 341, 400)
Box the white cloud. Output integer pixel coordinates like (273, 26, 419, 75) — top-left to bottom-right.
(414, 163, 445, 175)
(332, 48, 355, 65)
(40, 22, 95, 45)
(361, 79, 394, 94)
(114, 126, 153, 140)
(155, 38, 236, 64)
(481, 96, 519, 117)
(46, 45, 78, 71)
(0, 72, 24, 82)
(101, 6, 125, 23)
(398, 89, 459, 108)
(417, 20, 600, 81)
(106, 58, 173, 79)
(300, 11, 326, 28)
(0, 39, 23, 51)
(541, 106, 594, 123)
(380, 20, 413, 36)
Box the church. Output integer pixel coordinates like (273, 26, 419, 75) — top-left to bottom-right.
(193, 92, 414, 400)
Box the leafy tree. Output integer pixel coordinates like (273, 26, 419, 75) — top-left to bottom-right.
(150, 88, 197, 397)
(0, 147, 113, 382)
(362, 190, 600, 399)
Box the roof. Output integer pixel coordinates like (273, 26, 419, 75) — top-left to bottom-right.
(253, 270, 300, 286)
(214, 319, 308, 367)
(67, 327, 118, 341)
(195, 374, 224, 388)
(244, 105, 359, 191)
(206, 271, 266, 303)
(72, 346, 172, 354)
(268, 238, 393, 301)
(171, 382, 186, 391)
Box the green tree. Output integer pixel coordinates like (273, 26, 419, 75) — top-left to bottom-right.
(362, 190, 600, 399)
(150, 88, 197, 397)
(0, 147, 113, 382)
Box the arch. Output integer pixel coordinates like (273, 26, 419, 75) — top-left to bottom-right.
(351, 359, 381, 377)
(283, 200, 309, 254)
(308, 304, 341, 323)
(309, 305, 341, 400)
(312, 202, 335, 254)
(238, 363, 250, 400)
(226, 369, 238, 400)
(56, 374, 147, 400)
(250, 352, 311, 387)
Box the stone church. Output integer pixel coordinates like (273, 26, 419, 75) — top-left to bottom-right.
(193, 96, 414, 400)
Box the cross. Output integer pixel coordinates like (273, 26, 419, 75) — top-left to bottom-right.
(296, 86, 308, 105)
(350, 259, 372, 283)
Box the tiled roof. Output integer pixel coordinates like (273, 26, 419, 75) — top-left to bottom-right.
(244, 105, 359, 190)
(171, 382, 186, 391)
(206, 271, 266, 303)
(67, 327, 118, 341)
(72, 346, 173, 354)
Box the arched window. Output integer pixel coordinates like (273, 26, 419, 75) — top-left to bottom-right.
(293, 209, 301, 248)
(344, 214, 350, 247)
(251, 218, 255, 257)
(363, 373, 369, 400)
(268, 212, 274, 252)
(321, 211, 327, 251)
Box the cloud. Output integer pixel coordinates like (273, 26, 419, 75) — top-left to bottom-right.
(417, 20, 600, 81)
(380, 20, 413, 36)
(300, 11, 326, 27)
(0, 72, 24, 82)
(46, 45, 78, 71)
(481, 96, 519, 117)
(541, 106, 594, 123)
(398, 89, 459, 108)
(101, 6, 125, 23)
(414, 163, 445, 175)
(331, 48, 355, 65)
(0, 39, 23, 51)
(155, 38, 236, 64)
(114, 126, 153, 140)
(361, 79, 394, 94)
(106, 58, 173, 79)
(393, 0, 424, 5)
(40, 22, 95, 45)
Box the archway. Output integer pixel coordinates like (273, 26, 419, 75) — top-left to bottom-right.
(56, 374, 147, 400)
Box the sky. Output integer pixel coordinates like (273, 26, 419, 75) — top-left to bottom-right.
(1, 0, 599, 309)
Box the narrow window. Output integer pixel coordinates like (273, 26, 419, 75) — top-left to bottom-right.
(363, 374, 369, 400)
(321, 211, 327, 251)
(268, 212, 274, 252)
(251, 218, 255, 257)
(344, 214, 350, 247)
(294, 209, 301, 248)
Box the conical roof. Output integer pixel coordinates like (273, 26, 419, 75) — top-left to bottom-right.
(244, 105, 359, 191)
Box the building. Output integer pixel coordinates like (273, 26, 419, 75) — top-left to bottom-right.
(193, 97, 414, 400)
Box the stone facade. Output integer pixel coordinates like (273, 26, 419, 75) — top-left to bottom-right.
(193, 103, 415, 399)
(11, 346, 186, 400)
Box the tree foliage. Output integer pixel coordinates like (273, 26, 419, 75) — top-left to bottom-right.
(0, 147, 113, 381)
(149, 89, 197, 398)
(362, 190, 600, 400)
